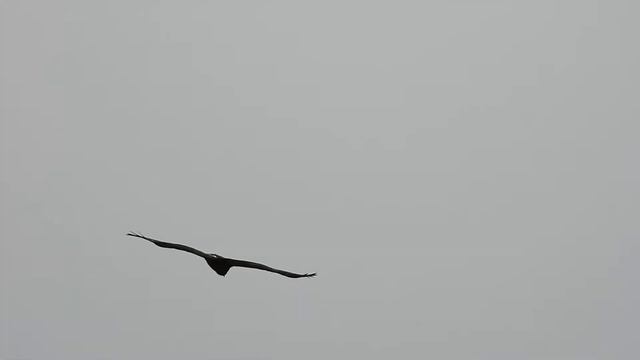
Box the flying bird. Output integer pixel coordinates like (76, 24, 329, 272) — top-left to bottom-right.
(127, 232, 316, 278)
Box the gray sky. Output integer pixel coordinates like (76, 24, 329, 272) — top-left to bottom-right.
(1, 1, 639, 359)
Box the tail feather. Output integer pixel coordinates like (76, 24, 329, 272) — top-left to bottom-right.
(205, 258, 231, 276)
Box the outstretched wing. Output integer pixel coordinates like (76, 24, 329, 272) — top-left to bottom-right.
(227, 258, 316, 278)
(127, 232, 209, 258)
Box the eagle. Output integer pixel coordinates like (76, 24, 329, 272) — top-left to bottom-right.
(127, 232, 316, 278)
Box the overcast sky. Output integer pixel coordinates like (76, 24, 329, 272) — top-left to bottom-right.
(1, 1, 639, 359)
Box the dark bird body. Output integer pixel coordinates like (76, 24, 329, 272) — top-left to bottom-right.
(127, 232, 316, 278)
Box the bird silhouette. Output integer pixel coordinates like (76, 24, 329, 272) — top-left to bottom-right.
(127, 232, 316, 278)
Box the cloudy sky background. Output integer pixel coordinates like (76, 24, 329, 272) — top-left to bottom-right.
(2, 1, 639, 359)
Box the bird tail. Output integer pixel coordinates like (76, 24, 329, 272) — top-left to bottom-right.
(205, 258, 231, 276)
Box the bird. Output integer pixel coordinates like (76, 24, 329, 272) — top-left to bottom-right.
(127, 232, 316, 278)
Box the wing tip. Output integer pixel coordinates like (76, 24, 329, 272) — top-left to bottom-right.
(127, 231, 150, 241)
